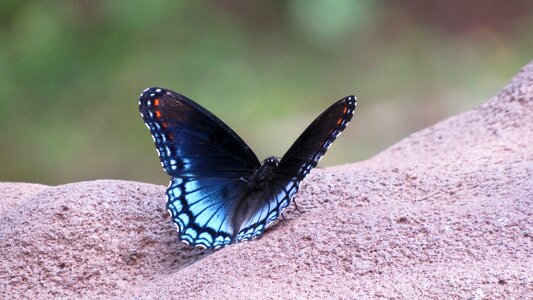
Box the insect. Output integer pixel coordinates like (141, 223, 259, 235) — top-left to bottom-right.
(139, 87, 356, 249)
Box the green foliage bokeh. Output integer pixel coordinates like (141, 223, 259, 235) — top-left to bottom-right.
(0, 1, 531, 185)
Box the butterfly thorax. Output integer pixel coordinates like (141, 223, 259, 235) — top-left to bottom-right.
(250, 156, 279, 190)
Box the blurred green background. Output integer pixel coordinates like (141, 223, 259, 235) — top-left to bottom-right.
(1, 1, 531, 185)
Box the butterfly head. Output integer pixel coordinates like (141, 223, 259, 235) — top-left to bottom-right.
(250, 156, 279, 189)
(262, 156, 279, 168)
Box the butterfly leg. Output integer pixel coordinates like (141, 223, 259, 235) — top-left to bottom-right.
(292, 199, 303, 213)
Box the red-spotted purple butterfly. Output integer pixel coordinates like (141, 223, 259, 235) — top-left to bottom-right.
(139, 87, 356, 249)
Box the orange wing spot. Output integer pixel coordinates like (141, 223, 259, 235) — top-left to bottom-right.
(153, 98, 160, 106)
(161, 122, 168, 129)
(155, 110, 162, 118)
(167, 133, 174, 141)
(343, 107, 348, 114)
(337, 117, 343, 126)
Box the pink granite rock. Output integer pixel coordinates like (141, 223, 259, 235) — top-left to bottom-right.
(1, 62, 532, 299)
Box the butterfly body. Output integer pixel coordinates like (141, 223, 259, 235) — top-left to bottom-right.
(140, 87, 356, 249)
(248, 157, 279, 188)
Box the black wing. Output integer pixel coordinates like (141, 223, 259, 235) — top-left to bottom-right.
(276, 96, 356, 180)
(233, 96, 356, 245)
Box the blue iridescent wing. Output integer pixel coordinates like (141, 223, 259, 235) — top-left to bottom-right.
(276, 96, 357, 180)
(166, 177, 247, 248)
(166, 177, 298, 248)
(139, 87, 260, 178)
(233, 179, 299, 241)
(140, 87, 262, 248)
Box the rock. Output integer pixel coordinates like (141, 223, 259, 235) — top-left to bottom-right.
(1, 62, 532, 299)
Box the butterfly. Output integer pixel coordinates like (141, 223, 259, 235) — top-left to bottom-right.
(139, 87, 356, 249)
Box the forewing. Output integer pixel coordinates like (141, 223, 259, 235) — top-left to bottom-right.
(235, 96, 356, 242)
(277, 96, 356, 180)
(139, 87, 260, 178)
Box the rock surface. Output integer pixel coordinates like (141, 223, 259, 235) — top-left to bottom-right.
(1, 62, 532, 299)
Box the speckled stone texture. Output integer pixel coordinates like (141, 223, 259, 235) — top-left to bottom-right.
(1, 62, 532, 299)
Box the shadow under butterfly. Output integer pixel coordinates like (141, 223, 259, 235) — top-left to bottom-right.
(139, 88, 356, 249)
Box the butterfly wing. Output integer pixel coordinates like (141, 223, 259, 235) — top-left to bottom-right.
(139, 87, 260, 178)
(233, 96, 357, 243)
(233, 179, 299, 241)
(139, 87, 262, 248)
(166, 177, 249, 248)
(166, 176, 298, 248)
(276, 96, 357, 180)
